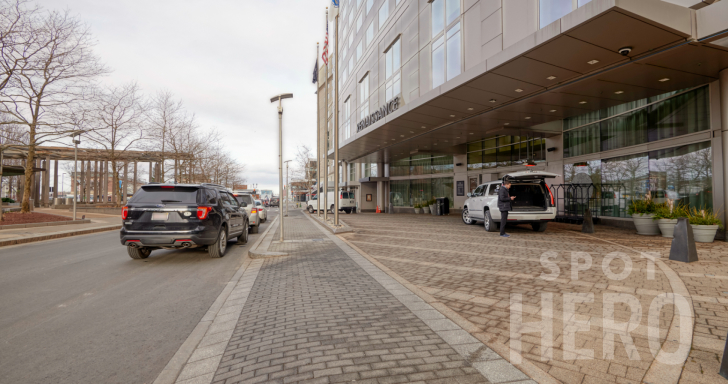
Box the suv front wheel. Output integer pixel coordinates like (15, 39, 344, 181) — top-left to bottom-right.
(209, 228, 228, 258)
(462, 208, 476, 225)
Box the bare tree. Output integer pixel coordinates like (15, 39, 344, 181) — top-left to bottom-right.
(84, 82, 146, 205)
(0, 0, 41, 93)
(0, 8, 109, 212)
(148, 90, 184, 182)
(293, 145, 315, 200)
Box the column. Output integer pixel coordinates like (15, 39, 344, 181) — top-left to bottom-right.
(33, 158, 40, 207)
(53, 159, 59, 201)
(122, 162, 128, 204)
(86, 161, 91, 203)
(93, 161, 98, 203)
(149, 162, 153, 183)
(133, 162, 137, 195)
(42, 157, 49, 207)
(103, 161, 109, 204)
(721, 69, 728, 229)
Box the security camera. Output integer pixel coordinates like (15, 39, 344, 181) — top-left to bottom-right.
(618, 47, 632, 56)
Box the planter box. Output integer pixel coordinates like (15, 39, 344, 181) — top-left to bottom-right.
(414, 208, 421, 214)
(422, 207, 430, 214)
(657, 219, 678, 238)
(429, 204, 436, 215)
(632, 214, 659, 235)
(691, 224, 719, 243)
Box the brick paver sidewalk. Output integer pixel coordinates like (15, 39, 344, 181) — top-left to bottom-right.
(207, 210, 533, 384)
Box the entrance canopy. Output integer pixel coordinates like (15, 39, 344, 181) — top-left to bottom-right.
(334, 0, 728, 164)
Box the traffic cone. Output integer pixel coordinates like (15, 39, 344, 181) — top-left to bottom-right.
(376, 205, 380, 213)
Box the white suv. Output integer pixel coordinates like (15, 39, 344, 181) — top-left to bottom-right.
(233, 193, 260, 233)
(462, 170, 558, 232)
(307, 190, 356, 214)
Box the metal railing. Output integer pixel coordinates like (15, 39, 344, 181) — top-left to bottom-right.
(550, 183, 629, 223)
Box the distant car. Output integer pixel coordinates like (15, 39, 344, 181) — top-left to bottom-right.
(269, 197, 279, 207)
(232, 193, 260, 233)
(255, 199, 267, 222)
(462, 170, 557, 232)
(119, 183, 249, 259)
(307, 191, 356, 214)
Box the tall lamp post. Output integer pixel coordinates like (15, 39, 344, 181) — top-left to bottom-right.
(270, 93, 293, 242)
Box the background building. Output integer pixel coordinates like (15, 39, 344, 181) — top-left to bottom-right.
(316, 0, 728, 228)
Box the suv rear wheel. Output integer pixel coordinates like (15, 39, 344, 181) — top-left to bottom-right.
(484, 211, 499, 232)
(532, 222, 548, 232)
(127, 246, 151, 259)
(237, 222, 249, 244)
(209, 228, 227, 258)
(308, 205, 314, 213)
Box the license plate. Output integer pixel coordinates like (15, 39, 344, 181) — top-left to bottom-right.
(152, 212, 169, 221)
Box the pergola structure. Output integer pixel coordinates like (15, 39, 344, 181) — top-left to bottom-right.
(0, 145, 192, 207)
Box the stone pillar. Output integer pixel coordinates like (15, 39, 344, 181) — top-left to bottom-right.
(122, 162, 128, 204)
(133, 162, 137, 195)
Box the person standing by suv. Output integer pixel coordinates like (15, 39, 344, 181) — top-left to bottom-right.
(498, 179, 516, 238)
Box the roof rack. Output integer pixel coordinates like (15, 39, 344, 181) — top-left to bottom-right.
(201, 183, 227, 189)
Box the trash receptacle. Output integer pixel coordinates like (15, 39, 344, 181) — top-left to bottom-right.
(435, 197, 450, 216)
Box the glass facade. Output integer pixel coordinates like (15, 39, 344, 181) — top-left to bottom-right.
(467, 135, 545, 170)
(564, 86, 709, 158)
(390, 177, 454, 208)
(389, 155, 454, 177)
(563, 141, 712, 217)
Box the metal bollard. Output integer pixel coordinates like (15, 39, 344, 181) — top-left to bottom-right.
(669, 217, 698, 263)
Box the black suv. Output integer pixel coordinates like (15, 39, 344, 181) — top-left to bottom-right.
(269, 197, 279, 207)
(120, 183, 249, 259)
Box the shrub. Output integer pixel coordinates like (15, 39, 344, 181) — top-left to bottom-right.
(627, 195, 655, 216)
(688, 207, 723, 228)
(1, 197, 15, 203)
(652, 201, 689, 220)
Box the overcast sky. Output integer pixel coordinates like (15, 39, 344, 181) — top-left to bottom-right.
(37, 0, 330, 193)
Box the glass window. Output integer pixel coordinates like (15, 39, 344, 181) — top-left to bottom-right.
(578, 0, 592, 6)
(356, 13, 362, 32)
(379, 1, 389, 25)
(540, 0, 574, 28)
(488, 183, 501, 196)
(446, 0, 460, 26)
(349, 163, 356, 181)
(349, 56, 354, 73)
(467, 151, 482, 171)
(349, 32, 354, 48)
(602, 152, 649, 213)
(384, 39, 401, 100)
(390, 180, 409, 206)
(473, 185, 484, 196)
(359, 74, 369, 104)
(432, 177, 454, 207)
(432, 35, 445, 87)
(446, 23, 461, 81)
(367, 0, 374, 13)
(371, 163, 378, 177)
(432, 155, 453, 174)
(349, 9, 354, 27)
(343, 97, 351, 140)
(483, 147, 497, 169)
(432, 0, 444, 38)
(411, 178, 432, 206)
(366, 23, 374, 47)
(649, 142, 712, 210)
(356, 41, 362, 61)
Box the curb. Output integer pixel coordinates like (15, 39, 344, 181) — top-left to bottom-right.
(0, 219, 92, 230)
(152, 215, 278, 384)
(247, 216, 288, 258)
(307, 212, 353, 234)
(0, 225, 121, 247)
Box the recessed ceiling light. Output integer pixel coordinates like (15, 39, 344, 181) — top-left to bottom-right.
(614, 91, 624, 94)
(450, 115, 456, 117)
(659, 78, 670, 82)
(391, 139, 395, 141)
(549, 109, 557, 112)
(489, 99, 497, 103)
(456, 137, 460, 139)
(444, 140, 449, 142)
(515, 89, 523, 93)
(579, 101, 587, 104)
(469, 133, 474, 135)
(525, 117, 531, 120)
(434, 143, 437, 145)
(400, 134, 404, 137)
(587, 60, 599, 65)
(547, 76, 557, 80)
(421, 126, 426, 129)
(410, 131, 414, 133)
(504, 123, 510, 125)
(467, 108, 473, 111)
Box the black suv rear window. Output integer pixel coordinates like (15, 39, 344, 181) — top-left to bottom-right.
(131, 186, 200, 204)
(234, 194, 254, 205)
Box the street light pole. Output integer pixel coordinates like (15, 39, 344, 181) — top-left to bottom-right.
(270, 93, 293, 242)
(284, 160, 292, 217)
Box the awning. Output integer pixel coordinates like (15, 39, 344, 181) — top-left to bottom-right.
(333, 0, 728, 164)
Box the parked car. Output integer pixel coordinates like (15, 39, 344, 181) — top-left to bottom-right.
(307, 190, 356, 214)
(255, 199, 267, 223)
(462, 170, 557, 232)
(233, 193, 260, 233)
(269, 197, 279, 207)
(119, 183, 249, 259)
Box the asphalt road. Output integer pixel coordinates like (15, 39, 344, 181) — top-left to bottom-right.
(0, 209, 280, 384)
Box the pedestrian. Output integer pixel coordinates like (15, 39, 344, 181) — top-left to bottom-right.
(497, 179, 516, 238)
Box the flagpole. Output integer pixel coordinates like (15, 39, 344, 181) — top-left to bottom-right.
(323, 8, 329, 223)
(333, 9, 340, 226)
(316, 41, 321, 217)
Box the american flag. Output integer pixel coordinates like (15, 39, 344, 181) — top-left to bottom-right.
(322, 19, 329, 65)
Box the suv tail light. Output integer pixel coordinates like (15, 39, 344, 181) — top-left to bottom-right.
(121, 206, 129, 220)
(251, 208, 258, 214)
(197, 206, 212, 219)
(546, 184, 555, 206)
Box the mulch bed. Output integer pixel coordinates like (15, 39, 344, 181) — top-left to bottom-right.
(1, 212, 73, 224)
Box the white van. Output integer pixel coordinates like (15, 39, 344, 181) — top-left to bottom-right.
(307, 191, 356, 214)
